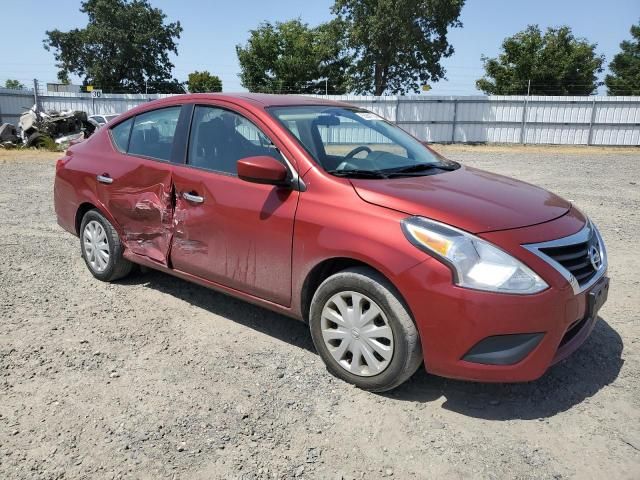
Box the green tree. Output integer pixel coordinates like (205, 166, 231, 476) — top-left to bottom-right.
(605, 21, 640, 96)
(43, 0, 183, 93)
(332, 0, 465, 95)
(314, 19, 352, 94)
(4, 79, 25, 90)
(187, 71, 223, 93)
(476, 25, 605, 95)
(236, 19, 350, 94)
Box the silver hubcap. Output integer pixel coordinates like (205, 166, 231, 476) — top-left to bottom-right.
(83, 220, 110, 273)
(321, 291, 394, 377)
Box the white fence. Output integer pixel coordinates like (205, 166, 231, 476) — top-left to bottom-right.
(0, 87, 171, 126)
(1, 87, 639, 146)
(318, 95, 640, 146)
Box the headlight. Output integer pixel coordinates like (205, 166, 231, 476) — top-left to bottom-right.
(401, 217, 548, 294)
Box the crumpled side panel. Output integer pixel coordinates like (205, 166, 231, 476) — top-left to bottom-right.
(108, 181, 174, 264)
(171, 193, 208, 256)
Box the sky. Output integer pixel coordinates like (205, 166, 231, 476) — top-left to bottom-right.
(1, 0, 638, 95)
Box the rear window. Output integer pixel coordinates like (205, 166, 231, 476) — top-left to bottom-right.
(110, 118, 133, 152)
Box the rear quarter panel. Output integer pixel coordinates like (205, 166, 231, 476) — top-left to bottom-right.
(54, 131, 125, 237)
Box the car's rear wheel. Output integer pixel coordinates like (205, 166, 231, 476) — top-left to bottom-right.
(80, 209, 132, 282)
(309, 266, 423, 392)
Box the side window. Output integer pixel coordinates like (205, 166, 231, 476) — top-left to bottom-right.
(110, 118, 133, 152)
(128, 106, 181, 161)
(188, 105, 282, 174)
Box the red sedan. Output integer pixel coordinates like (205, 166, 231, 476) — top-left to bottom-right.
(54, 94, 609, 391)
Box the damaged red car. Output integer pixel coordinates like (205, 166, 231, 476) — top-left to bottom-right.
(54, 94, 609, 391)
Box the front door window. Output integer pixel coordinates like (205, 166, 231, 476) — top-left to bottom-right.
(187, 106, 283, 174)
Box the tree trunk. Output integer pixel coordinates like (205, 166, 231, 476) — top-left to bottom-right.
(374, 64, 387, 96)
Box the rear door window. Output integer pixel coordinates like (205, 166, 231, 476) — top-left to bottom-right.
(128, 107, 181, 161)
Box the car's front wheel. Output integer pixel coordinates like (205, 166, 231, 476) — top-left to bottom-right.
(80, 209, 132, 282)
(309, 267, 423, 392)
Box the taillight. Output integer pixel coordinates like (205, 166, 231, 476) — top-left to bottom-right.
(56, 156, 69, 172)
(56, 145, 75, 172)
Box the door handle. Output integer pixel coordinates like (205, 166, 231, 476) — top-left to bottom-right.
(182, 192, 204, 204)
(96, 174, 113, 184)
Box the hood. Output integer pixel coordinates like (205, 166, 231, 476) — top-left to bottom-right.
(350, 165, 571, 233)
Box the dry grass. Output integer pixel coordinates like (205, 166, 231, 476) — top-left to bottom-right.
(433, 143, 639, 156)
(313, 143, 639, 157)
(0, 148, 62, 161)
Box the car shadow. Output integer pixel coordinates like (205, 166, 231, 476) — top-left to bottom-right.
(122, 269, 623, 420)
(386, 318, 624, 420)
(121, 269, 316, 353)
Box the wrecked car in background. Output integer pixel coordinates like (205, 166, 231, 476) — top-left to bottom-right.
(89, 113, 119, 126)
(0, 123, 20, 148)
(17, 106, 97, 148)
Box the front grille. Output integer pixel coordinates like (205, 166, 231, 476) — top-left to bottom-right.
(539, 233, 598, 287)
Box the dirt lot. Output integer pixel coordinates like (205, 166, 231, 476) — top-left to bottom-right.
(1, 146, 639, 479)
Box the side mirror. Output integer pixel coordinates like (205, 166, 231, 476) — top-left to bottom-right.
(237, 156, 289, 186)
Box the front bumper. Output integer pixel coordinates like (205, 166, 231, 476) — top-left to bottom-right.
(395, 213, 609, 382)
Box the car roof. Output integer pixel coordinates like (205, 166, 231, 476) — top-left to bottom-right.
(161, 93, 351, 108)
(226, 93, 349, 107)
(113, 93, 356, 124)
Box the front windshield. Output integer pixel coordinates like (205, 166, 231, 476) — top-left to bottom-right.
(269, 105, 453, 176)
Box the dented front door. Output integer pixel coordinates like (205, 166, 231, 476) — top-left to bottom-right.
(170, 166, 298, 306)
(96, 156, 174, 265)
(166, 103, 298, 306)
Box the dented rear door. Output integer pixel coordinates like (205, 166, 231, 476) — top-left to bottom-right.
(97, 105, 183, 266)
(96, 157, 174, 264)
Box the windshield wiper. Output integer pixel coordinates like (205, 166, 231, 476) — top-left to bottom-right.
(326, 162, 458, 179)
(326, 169, 388, 179)
(386, 162, 459, 176)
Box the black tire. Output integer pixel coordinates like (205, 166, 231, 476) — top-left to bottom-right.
(79, 209, 132, 282)
(309, 266, 423, 392)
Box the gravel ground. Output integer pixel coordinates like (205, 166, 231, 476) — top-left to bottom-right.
(1, 146, 639, 479)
